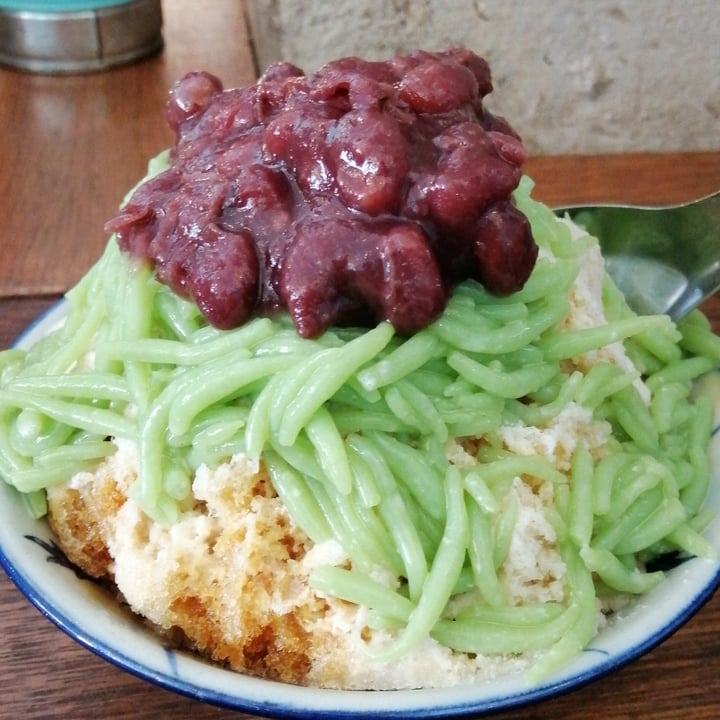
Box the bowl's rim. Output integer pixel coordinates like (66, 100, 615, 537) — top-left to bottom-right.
(1, 298, 720, 719)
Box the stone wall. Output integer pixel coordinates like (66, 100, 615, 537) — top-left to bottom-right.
(245, 0, 720, 155)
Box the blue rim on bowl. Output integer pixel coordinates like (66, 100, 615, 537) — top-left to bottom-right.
(1, 300, 720, 718)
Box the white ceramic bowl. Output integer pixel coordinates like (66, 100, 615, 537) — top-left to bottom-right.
(2, 300, 720, 718)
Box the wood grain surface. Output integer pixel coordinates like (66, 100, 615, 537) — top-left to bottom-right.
(1, 2, 720, 718)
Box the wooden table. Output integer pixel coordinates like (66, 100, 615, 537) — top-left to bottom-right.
(2, 3, 720, 718)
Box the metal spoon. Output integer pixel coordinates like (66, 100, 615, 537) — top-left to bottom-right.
(554, 190, 720, 320)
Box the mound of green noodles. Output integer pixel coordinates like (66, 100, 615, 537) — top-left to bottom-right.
(1, 159, 719, 679)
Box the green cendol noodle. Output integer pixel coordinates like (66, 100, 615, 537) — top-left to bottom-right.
(1, 153, 719, 679)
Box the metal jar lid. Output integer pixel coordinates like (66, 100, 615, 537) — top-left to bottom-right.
(0, 0, 163, 73)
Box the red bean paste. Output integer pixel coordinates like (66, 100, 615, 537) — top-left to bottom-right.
(105, 49, 538, 338)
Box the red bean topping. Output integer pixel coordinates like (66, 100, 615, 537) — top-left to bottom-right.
(187, 225, 259, 330)
(398, 58, 478, 114)
(412, 122, 524, 230)
(106, 49, 537, 338)
(165, 71, 224, 132)
(281, 215, 446, 338)
(472, 201, 537, 295)
(329, 109, 409, 215)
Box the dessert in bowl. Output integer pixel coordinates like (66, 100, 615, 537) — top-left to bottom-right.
(1, 48, 719, 716)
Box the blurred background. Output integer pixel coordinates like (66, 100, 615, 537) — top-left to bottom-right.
(245, 0, 720, 155)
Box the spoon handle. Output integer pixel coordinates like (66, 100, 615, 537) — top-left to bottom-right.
(556, 191, 720, 319)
